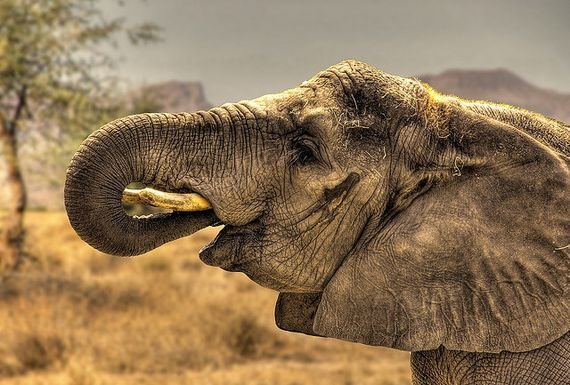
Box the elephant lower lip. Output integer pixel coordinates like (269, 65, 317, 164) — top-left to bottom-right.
(199, 224, 246, 269)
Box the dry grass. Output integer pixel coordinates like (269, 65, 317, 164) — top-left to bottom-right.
(0, 211, 411, 384)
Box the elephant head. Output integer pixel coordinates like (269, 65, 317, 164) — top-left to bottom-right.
(65, 60, 570, 354)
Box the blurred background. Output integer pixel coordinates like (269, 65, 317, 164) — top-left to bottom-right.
(0, 0, 568, 384)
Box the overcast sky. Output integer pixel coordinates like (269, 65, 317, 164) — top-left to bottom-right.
(100, 0, 570, 105)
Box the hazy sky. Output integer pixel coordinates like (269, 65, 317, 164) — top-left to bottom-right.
(101, 0, 570, 105)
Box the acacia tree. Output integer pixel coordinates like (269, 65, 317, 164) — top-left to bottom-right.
(0, 0, 160, 271)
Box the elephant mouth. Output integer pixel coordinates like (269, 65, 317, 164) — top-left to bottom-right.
(120, 186, 260, 264)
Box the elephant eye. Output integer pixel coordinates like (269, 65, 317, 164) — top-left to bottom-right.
(290, 137, 319, 166)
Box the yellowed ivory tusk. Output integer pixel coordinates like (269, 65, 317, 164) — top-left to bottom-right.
(122, 187, 212, 212)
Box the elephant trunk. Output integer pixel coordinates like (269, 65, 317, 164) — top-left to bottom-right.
(64, 112, 219, 256)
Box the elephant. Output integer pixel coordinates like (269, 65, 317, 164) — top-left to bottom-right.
(64, 60, 570, 384)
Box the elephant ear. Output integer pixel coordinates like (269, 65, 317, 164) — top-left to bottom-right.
(311, 112, 570, 353)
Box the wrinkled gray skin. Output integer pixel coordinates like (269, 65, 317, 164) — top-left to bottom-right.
(65, 61, 570, 385)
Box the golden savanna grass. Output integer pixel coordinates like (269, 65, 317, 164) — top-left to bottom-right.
(0, 212, 411, 385)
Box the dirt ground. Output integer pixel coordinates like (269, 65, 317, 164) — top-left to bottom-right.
(0, 211, 412, 385)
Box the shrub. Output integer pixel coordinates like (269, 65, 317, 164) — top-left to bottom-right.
(12, 333, 67, 371)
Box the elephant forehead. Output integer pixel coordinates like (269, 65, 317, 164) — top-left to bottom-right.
(242, 89, 337, 129)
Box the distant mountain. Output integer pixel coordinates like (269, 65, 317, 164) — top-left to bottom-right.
(418, 68, 570, 123)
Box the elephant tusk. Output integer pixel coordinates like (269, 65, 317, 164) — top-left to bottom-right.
(122, 187, 212, 212)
